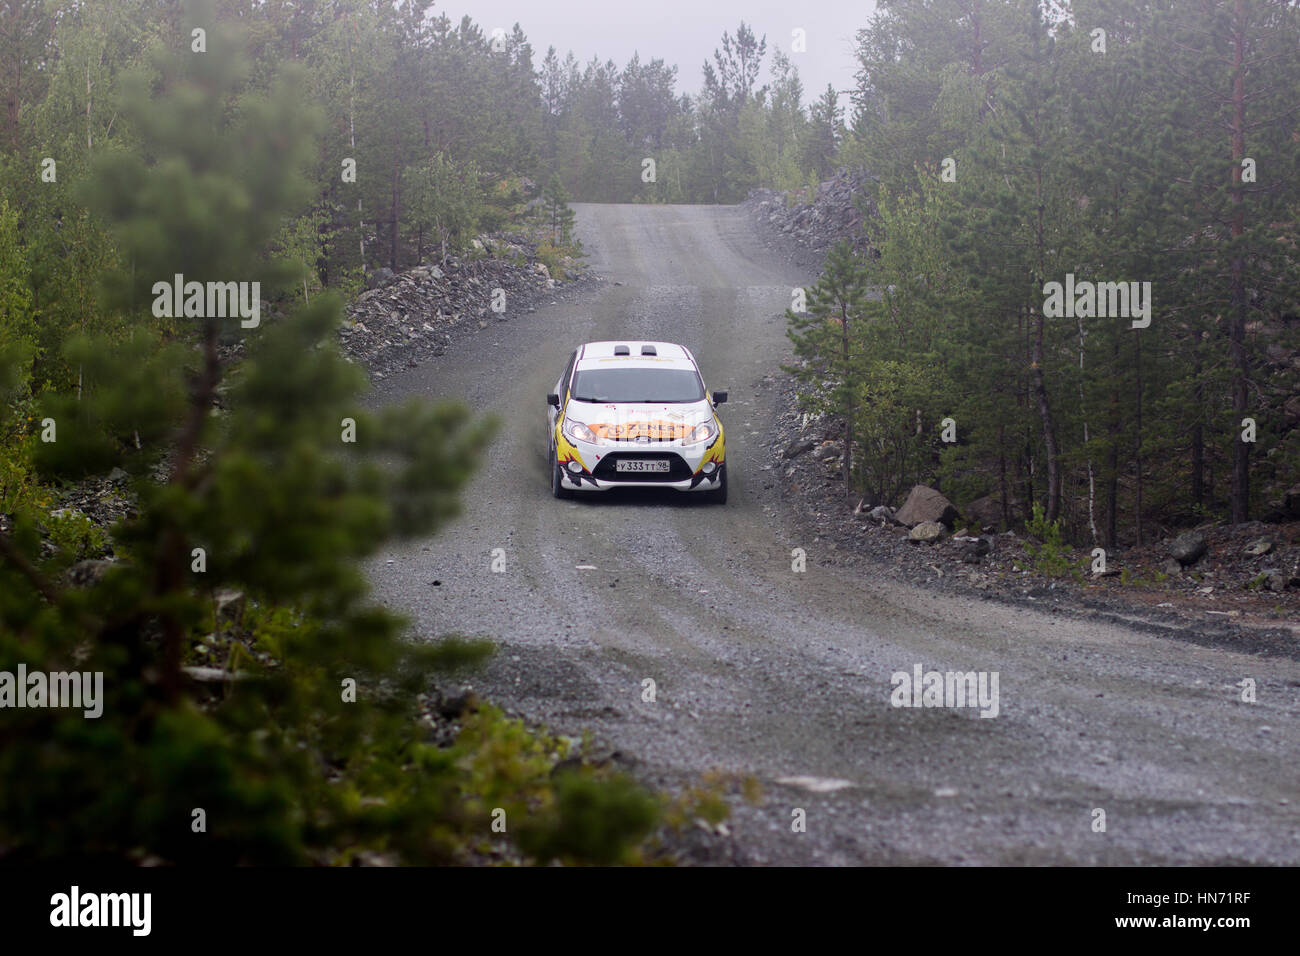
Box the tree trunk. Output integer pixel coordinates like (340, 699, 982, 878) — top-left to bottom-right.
(389, 127, 400, 270)
(156, 319, 220, 704)
(1134, 330, 1144, 546)
(998, 428, 1010, 528)
(346, 14, 364, 264)
(1031, 164, 1061, 522)
(1029, 304, 1061, 521)
(1191, 346, 1205, 510)
(1077, 310, 1096, 542)
(1105, 387, 1119, 550)
(1228, 1, 1250, 524)
(841, 300, 854, 495)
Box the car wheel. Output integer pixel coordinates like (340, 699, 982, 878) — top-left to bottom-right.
(705, 464, 727, 504)
(550, 445, 572, 499)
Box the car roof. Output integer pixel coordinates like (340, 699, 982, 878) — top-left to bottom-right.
(575, 341, 696, 370)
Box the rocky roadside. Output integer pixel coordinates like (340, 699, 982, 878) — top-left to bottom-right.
(761, 376, 1300, 659)
(337, 229, 593, 380)
(54, 227, 591, 524)
(744, 176, 1300, 659)
(746, 167, 877, 259)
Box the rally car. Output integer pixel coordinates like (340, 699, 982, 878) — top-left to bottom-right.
(546, 341, 727, 502)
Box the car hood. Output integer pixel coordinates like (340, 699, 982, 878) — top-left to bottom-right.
(564, 399, 715, 440)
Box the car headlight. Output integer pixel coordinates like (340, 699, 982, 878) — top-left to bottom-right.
(563, 418, 598, 444)
(683, 420, 717, 445)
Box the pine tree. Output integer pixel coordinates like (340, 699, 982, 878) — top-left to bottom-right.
(804, 84, 844, 180)
(541, 172, 576, 246)
(786, 240, 871, 496)
(0, 7, 500, 862)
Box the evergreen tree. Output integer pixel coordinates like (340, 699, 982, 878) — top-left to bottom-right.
(541, 172, 576, 246)
(785, 241, 871, 496)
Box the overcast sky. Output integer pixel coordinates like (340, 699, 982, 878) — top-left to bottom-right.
(442, 0, 877, 119)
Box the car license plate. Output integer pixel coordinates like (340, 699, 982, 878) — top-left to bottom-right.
(616, 459, 670, 473)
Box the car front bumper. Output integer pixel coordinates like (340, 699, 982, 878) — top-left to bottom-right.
(559, 465, 725, 492)
(555, 430, 725, 493)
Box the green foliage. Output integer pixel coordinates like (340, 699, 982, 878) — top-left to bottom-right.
(516, 771, 661, 866)
(403, 152, 485, 265)
(797, 0, 1300, 543)
(44, 509, 110, 561)
(540, 173, 577, 246)
(1024, 503, 1072, 579)
(0, 2, 665, 867)
(534, 240, 565, 279)
(853, 359, 940, 505)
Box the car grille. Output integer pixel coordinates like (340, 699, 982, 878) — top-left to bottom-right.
(592, 452, 693, 482)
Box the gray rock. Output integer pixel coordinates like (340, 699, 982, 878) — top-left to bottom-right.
(783, 438, 815, 460)
(366, 267, 395, 289)
(182, 666, 254, 683)
(1243, 536, 1275, 557)
(908, 521, 946, 544)
(1169, 530, 1208, 565)
(66, 559, 118, 587)
(963, 495, 1006, 531)
(1283, 395, 1300, 428)
(214, 589, 246, 626)
(895, 485, 961, 529)
(1258, 569, 1286, 592)
(1283, 484, 1300, 518)
(1159, 557, 1183, 577)
(814, 441, 843, 461)
(957, 534, 992, 564)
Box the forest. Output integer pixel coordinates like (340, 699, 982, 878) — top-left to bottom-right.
(0, 0, 1296, 864)
(792, 0, 1299, 546)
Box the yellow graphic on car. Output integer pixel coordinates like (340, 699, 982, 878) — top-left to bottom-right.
(555, 397, 594, 485)
(591, 420, 691, 441)
(690, 426, 725, 486)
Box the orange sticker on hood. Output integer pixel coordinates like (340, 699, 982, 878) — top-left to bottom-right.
(591, 420, 691, 440)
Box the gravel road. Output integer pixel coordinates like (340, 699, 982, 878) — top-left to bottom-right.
(368, 203, 1300, 865)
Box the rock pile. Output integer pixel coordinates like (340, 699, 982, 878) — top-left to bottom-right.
(338, 232, 585, 378)
(745, 168, 876, 255)
(894, 485, 961, 530)
(763, 371, 1300, 627)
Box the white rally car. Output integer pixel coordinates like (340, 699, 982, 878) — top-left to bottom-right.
(547, 341, 727, 502)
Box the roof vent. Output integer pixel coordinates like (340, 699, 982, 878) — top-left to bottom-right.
(613, 344, 630, 356)
(641, 345, 657, 356)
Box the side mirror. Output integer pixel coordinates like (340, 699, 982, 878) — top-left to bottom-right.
(712, 390, 728, 406)
(547, 392, 560, 408)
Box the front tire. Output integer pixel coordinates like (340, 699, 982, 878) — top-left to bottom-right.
(704, 464, 727, 504)
(550, 446, 572, 499)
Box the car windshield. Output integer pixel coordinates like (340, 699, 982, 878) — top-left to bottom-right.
(571, 367, 705, 403)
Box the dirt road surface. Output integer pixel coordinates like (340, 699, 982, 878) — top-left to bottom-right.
(368, 203, 1300, 865)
